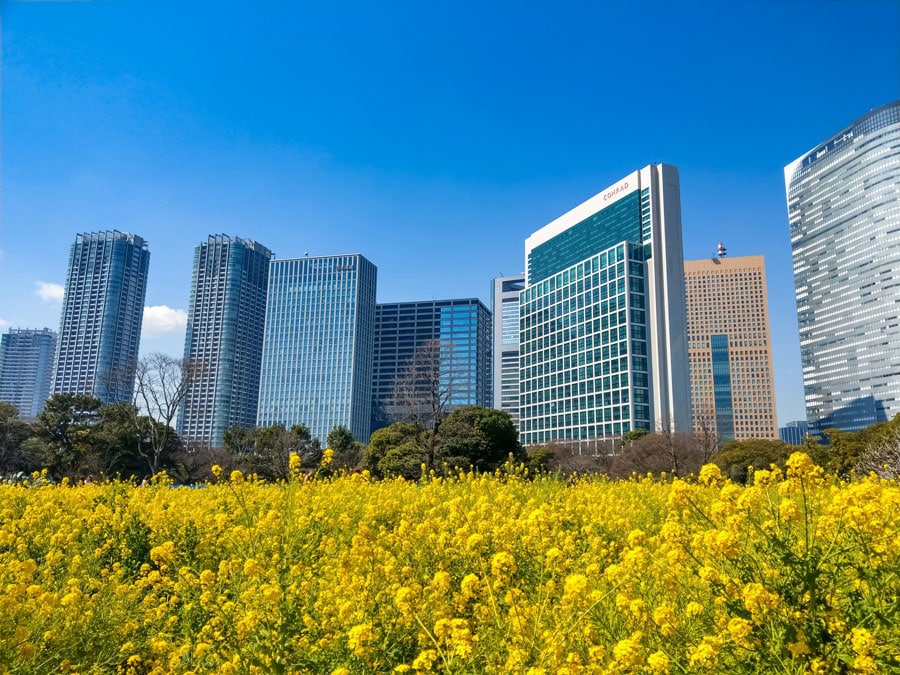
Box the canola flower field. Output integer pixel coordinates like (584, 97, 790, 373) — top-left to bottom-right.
(0, 453, 898, 674)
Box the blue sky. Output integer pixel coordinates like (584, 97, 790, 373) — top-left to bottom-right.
(1, 0, 898, 424)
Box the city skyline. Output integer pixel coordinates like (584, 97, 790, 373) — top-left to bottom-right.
(2, 1, 899, 425)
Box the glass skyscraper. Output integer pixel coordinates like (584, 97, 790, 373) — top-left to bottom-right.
(519, 164, 691, 447)
(0, 328, 57, 418)
(178, 235, 272, 448)
(785, 101, 900, 433)
(257, 254, 377, 444)
(53, 231, 150, 404)
(492, 275, 525, 428)
(684, 255, 777, 442)
(372, 298, 492, 434)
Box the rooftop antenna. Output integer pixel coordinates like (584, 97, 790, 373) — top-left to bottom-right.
(717, 241, 727, 258)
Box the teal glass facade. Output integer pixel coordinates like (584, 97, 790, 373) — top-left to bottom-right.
(520, 243, 651, 444)
(53, 231, 150, 404)
(710, 334, 735, 442)
(528, 192, 643, 284)
(257, 254, 376, 444)
(372, 298, 491, 434)
(520, 165, 690, 447)
(786, 101, 900, 433)
(178, 236, 272, 448)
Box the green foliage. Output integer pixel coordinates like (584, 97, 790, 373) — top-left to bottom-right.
(32, 393, 104, 479)
(365, 422, 423, 478)
(525, 446, 555, 474)
(327, 425, 356, 454)
(712, 438, 793, 483)
(434, 406, 524, 472)
(0, 402, 35, 474)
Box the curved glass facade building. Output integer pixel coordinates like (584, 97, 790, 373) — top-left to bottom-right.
(53, 231, 150, 403)
(785, 101, 900, 433)
(178, 235, 272, 447)
(257, 254, 376, 444)
(519, 164, 691, 447)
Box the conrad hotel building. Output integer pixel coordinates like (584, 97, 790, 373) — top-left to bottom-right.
(519, 164, 691, 447)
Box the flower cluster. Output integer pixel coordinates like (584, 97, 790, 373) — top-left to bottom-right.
(0, 453, 897, 673)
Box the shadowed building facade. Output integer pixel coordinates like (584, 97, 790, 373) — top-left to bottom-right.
(785, 101, 900, 433)
(492, 275, 526, 429)
(684, 254, 777, 442)
(372, 298, 492, 435)
(178, 235, 272, 448)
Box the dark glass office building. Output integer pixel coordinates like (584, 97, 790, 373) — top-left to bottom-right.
(372, 299, 492, 435)
(178, 235, 272, 448)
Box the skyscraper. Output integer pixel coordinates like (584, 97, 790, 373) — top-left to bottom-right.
(372, 298, 492, 434)
(53, 231, 150, 403)
(785, 101, 900, 433)
(684, 253, 777, 442)
(492, 275, 525, 427)
(178, 235, 272, 447)
(0, 328, 57, 418)
(257, 254, 377, 444)
(519, 164, 690, 447)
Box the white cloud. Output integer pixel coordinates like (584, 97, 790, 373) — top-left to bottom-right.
(35, 281, 65, 303)
(142, 305, 188, 338)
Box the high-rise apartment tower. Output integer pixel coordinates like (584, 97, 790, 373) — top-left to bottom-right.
(53, 231, 150, 403)
(684, 254, 777, 442)
(785, 101, 900, 433)
(372, 298, 492, 434)
(257, 254, 377, 444)
(0, 328, 57, 418)
(178, 235, 272, 447)
(492, 275, 525, 427)
(519, 164, 691, 447)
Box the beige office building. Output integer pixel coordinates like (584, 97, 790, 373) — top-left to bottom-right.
(684, 254, 777, 441)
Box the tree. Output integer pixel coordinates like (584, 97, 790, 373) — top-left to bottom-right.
(712, 438, 793, 483)
(856, 415, 900, 479)
(132, 353, 198, 475)
(327, 425, 360, 468)
(227, 424, 322, 481)
(364, 421, 427, 479)
(610, 431, 701, 478)
(31, 393, 103, 478)
(0, 403, 36, 474)
(433, 406, 524, 472)
(386, 338, 466, 467)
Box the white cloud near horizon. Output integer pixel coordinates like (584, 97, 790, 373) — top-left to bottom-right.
(142, 305, 188, 338)
(35, 281, 65, 303)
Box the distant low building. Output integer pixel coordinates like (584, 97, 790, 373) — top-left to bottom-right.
(779, 420, 809, 446)
(0, 327, 57, 418)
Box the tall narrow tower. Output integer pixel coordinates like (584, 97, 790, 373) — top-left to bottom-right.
(53, 231, 150, 403)
(492, 275, 525, 427)
(519, 164, 690, 448)
(785, 101, 900, 433)
(178, 235, 272, 447)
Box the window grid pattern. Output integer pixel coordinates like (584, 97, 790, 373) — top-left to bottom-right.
(786, 101, 900, 433)
(257, 255, 376, 444)
(685, 256, 777, 440)
(178, 236, 272, 447)
(0, 328, 57, 419)
(53, 231, 149, 404)
(519, 243, 650, 446)
(372, 299, 492, 434)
